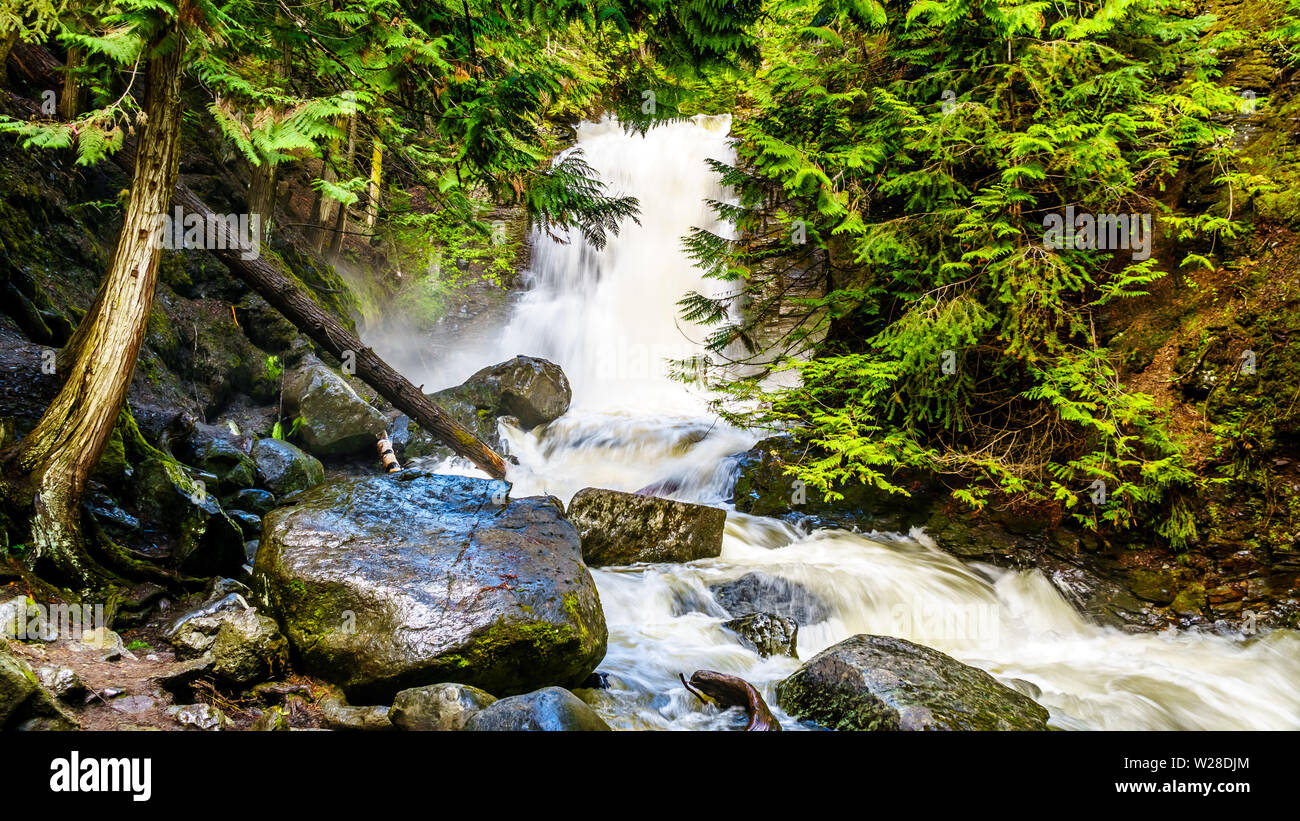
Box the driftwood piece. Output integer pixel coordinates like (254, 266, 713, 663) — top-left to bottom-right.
(7, 42, 508, 480)
(681, 670, 782, 731)
(377, 435, 401, 473)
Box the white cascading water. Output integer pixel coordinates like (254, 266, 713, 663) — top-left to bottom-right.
(389, 115, 1300, 730)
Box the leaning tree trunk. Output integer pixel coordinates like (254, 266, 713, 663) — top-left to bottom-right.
(11, 31, 184, 588)
(170, 186, 508, 478)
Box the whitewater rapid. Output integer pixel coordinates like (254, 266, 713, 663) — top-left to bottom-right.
(382, 115, 1300, 730)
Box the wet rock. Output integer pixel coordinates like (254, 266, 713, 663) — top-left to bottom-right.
(165, 582, 284, 685)
(231, 488, 276, 515)
(567, 487, 726, 566)
(252, 705, 290, 731)
(320, 693, 393, 731)
(228, 509, 262, 540)
(211, 609, 289, 686)
(389, 683, 498, 731)
(170, 703, 228, 731)
(403, 357, 571, 460)
(85, 493, 141, 538)
(776, 635, 1050, 731)
(1, 641, 78, 730)
(723, 612, 799, 659)
(36, 666, 86, 701)
(255, 470, 607, 701)
(175, 421, 258, 492)
(446, 356, 572, 430)
(282, 356, 388, 457)
(133, 456, 245, 575)
(710, 572, 831, 625)
(464, 686, 610, 731)
(251, 437, 324, 496)
(244, 540, 260, 564)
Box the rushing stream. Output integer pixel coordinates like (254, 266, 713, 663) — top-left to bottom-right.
(381, 115, 1300, 730)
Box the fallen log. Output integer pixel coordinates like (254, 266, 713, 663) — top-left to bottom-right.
(8, 42, 508, 480)
(681, 670, 782, 731)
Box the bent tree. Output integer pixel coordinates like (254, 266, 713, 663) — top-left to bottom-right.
(9, 16, 184, 589)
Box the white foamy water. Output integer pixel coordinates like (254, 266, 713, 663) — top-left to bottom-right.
(383, 114, 1300, 731)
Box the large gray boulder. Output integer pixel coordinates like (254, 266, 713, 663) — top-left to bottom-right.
(281, 356, 387, 457)
(464, 686, 610, 731)
(404, 356, 571, 461)
(254, 471, 608, 701)
(776, 635, 1050, 731)
(567, 487, 726, 566)
(447, 356, 572, 430)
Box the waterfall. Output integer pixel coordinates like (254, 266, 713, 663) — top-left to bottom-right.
(383, 114, 1300, 730)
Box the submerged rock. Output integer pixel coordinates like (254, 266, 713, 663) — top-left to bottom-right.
(251, 437, 324, 496)
(567, 487, 726, 566)
(255, 470, 607, 701)
(390, 683, 498, 731)
(710, 572, 830, 625)
(775, 634, 1050, 731)
(723, 612, 799, 659)
(282, 356, 387, 457)
(464, 686, 610, 731)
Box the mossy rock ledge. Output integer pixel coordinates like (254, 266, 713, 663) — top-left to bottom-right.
(776, 634, 1050, 731)
(253, 471, 607, 702)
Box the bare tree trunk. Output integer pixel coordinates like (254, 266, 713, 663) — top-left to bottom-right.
(327, 114, 358, 262)
(0, 28, 19, 86)
(248, 159, 277, 241)
(59, 46, 82, 121)
(365, 138, 382, 230)
(12, 29, 184, 588)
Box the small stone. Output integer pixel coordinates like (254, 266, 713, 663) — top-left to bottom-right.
(389, 683, 497, 731)
(36, 666, 85, 701)
(169, 703, 228, 731)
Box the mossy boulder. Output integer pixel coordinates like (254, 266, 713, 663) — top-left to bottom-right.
(0, 640, 78, 730)
(281, 355, 387, 457)
(389, 683, 498, 731)
(403, 356, 572, 461)
(175, 421, 258, 493)
(776, 634, 1049, 731)
(566, 487, 726, 566)
(133, 456, 246, 576)
(723, 612, 799, 659)
(254, 470, 607, 702)
(443, 355, 572, 430)
(251, 437, 324, 496)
